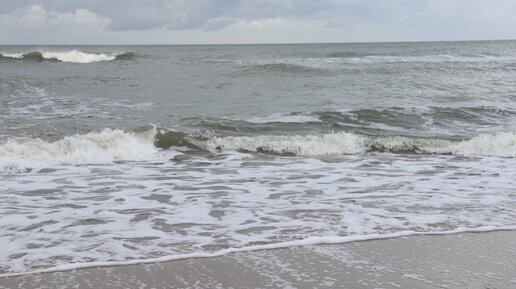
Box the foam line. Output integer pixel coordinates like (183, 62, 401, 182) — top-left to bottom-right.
(2, 226, 515, 278)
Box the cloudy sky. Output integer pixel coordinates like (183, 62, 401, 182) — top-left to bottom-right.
(1, 0, 516, 44)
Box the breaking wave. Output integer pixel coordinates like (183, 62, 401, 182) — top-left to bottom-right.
(0, 50, 135, 63)
(208, 131, 516, 157)
(0, 128, 157, 173)
(0, 126, 208, 174)
(154, 129, 205, 150)
(4, 127, 516, 174)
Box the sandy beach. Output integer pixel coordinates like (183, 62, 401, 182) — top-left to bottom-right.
(1, 230, 514, 289)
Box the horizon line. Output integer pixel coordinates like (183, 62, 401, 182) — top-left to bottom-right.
(1, 38, 515, 46)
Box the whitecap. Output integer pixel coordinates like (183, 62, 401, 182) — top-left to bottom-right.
(208, 131, 516, 157)
(0, 50, 134, 63)
(0, 128, 158, 173)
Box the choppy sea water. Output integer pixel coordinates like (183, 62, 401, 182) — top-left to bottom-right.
(1, 41, 516, 275)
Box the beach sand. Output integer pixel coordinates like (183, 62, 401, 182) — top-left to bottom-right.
(1, 231, 515, 289)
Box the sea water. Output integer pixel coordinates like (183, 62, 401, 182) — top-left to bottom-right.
(1, 41, 516, 275)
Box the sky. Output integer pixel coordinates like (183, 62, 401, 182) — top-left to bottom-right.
(1, 0, 516, 44)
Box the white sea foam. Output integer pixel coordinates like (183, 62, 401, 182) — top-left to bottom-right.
(208, 131, 516, 157)
(0, 128, 158, 173)
(448, 132, 516, 157)
(41, 50, 117, 63)
(209, 132, 368, 155)
(1, 151, 516, 275)
(2, 225, 515, 278)
(0, 52, 24, 59)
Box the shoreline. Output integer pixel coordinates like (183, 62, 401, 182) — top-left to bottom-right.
(1, 230, 515, 288)
(2, 226, 516, 278)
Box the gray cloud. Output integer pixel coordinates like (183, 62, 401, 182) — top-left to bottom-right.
(1, 0, 516, 44)
(0, 0, 431, 31)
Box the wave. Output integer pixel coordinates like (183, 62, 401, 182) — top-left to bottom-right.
(344, 54, 513, 64)
(4, 126, 516, 174)
(317, 106, 516, 132)
(154, 129, 204, 150)
(237, 54, 516, 71)
(325, 51, 363, 58)
(0, 126, 207, 173)
(208, 131, 516, 157)
(244, 62, 321, 74)
(345, 53, 516, 64)
(178, 106, 516, 139)
(0, 50, 135, 63)
(0, 128, 157, 173)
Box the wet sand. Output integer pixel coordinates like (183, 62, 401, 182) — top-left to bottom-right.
(1, 231, 515, 289)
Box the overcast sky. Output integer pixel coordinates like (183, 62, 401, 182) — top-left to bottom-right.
(1, 0, 516, 44)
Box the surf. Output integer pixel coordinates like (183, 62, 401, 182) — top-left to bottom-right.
(208, 131, 516, 157)
(0, 50, 135, 63)
(0, 128, 157, 173)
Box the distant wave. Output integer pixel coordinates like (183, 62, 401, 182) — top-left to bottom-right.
(235, 53, 516, 71)
(179, 106, 516, 137)
(208, 131, 516, 157)
(246, 113, 321, 124)
(325, 51, 363, 58)
(344, 54, 513, 64)
(315, 106, 516, 131)
(0, 50, 135, 63)
(328, 53, 516, 64)
(244, 62, 322, 74)
(323, 52, 498, 61)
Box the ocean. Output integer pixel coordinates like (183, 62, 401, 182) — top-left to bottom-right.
(1, 41, 516, 275)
